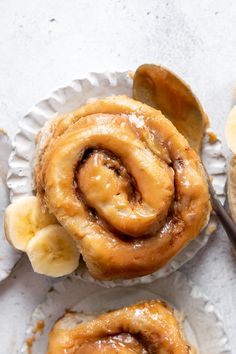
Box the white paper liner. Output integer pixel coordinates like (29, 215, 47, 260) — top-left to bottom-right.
(20, 271, 231, 354)
(0, 131, 21, 281)
(7, 71, 227, 286)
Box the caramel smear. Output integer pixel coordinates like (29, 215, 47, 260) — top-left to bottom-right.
(207, 130, 218, 144)
(26, 320, 45, 354)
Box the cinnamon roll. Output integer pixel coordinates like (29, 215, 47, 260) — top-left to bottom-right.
(34, 95, 210, 280)
(47, 300, 192, 353)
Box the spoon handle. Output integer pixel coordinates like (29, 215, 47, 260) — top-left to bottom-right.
(207, 179, 236, 249)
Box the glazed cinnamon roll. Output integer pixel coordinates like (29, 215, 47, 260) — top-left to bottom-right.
(34, 95, 210, 280)
(47, 300, 192, 353)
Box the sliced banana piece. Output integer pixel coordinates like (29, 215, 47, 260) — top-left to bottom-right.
(4, 196, 57, 251)
(225, 105, 236, 154)
(26, 225, 80, 277)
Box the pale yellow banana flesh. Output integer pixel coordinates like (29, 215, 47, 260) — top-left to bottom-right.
(225, 105, 236, 154)
(4, 196, 57, 251)
(26, 225, 80, 277)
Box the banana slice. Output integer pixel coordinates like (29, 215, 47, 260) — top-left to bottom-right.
(225, 105, 236, 153)
(26, 225, 80, 277)
(4, 196, 57, 251)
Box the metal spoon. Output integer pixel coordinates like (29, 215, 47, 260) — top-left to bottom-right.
(206, 169, 236, 249)
(133, 64, 236, 247)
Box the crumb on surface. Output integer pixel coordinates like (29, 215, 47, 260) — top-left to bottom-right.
(128, 71, 134, 79)
(0, 128, 7, 135)
(207, 130, 218, 143)
(205, 222, 217, 235)
(32, 320, 45, 334)
(26, 335, 35, 354)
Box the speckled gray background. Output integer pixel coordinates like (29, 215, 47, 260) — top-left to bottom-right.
(0, 0, 236, 352)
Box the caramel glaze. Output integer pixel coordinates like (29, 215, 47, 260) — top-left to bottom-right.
(47, 301, 191, 354)
(75, 334, 148, 354)
(34, 95, 210, 280)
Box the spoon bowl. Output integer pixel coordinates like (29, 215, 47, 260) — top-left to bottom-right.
(133, 64, 208, 152)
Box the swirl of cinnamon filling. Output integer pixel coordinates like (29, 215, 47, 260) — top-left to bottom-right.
(47, 300, 191, 353)
(34, 95, 210, 280)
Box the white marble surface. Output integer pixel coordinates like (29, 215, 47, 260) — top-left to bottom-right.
(0, 0, 236, 352)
